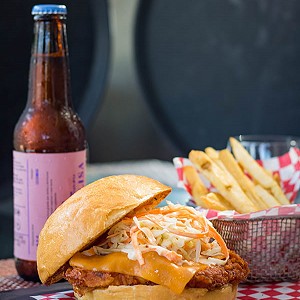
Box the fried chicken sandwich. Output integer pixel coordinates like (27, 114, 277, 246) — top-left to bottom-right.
(37, 174, 249, 299)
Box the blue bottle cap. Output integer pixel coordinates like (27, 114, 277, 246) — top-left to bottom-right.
(31, 4, 67, 15)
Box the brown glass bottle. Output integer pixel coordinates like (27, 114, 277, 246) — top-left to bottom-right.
(13, 5, 86, 281)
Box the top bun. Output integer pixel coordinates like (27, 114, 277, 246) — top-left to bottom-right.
(37, 174, 172, 285)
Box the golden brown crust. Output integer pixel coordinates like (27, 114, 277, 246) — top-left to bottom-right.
(75, 284, 238, 300)
(37, 175, 171, 285)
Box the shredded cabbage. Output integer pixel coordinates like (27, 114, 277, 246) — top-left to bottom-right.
(93, 202, 229, 266)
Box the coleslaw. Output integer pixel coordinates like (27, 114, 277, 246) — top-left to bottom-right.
(91, 202, 229, 266)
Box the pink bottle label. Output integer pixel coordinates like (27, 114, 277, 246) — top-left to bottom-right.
(13, 150, 86, 261)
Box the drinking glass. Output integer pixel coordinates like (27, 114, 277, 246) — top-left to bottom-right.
(229, 135, 300, 160)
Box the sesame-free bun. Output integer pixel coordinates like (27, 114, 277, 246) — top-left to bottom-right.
(37, 174, 172, 285)
(75, 284, 238, 300)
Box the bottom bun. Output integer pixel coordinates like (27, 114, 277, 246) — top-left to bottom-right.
(75, 284, 238, 300)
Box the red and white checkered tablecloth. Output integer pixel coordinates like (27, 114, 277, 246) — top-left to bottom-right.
(30, 290, 74, 299)
(237, 281, 300, 299)
(29, 282, 300, 300)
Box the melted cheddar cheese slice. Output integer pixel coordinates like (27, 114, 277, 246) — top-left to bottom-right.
(69, 251, 206, 294)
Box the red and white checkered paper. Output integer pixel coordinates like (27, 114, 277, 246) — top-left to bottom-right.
(30, 282, 300, 300)
(30, 290, 75, 299)
(173, 147, 300, 220)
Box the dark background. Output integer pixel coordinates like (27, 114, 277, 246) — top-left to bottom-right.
(1, 0, 300, 259)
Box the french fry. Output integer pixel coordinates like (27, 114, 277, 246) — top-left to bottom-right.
(205, 147, 219, 160)
(229, 137, 289, 205)
(270, 184, 289, 205)
(205, 147, 227, 171)
(254, 185, 281, 208)
(183, 165, 234, 210)
(200, 192, 235, 211)
(189, 150, 258, 213)
(182, 166, 208, 208)
(186, 138, 289, 213)
(229, 137, 273, 187)
(206, 147, 265, 210)
(273, 173, 281, 186)
(219, 149, 268, 210)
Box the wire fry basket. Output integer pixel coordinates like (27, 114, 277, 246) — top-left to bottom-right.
(212, 216, 300, 283)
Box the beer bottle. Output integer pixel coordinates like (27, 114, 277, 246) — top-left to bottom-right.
(13, 4, 87, 281)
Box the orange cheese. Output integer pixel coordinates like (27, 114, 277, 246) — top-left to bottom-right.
(69, 251, 206, 294)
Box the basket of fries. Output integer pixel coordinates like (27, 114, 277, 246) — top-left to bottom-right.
(211, 215, 300, 282)
(173, 137, 300, 282)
